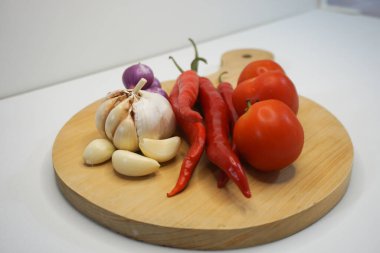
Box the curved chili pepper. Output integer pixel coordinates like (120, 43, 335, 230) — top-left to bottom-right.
(199, 77, 251, 198)
(167, 83, 206, 197)
(176, 70, 202, 122)
(216, 77, 239, 188)
(166, 38, 211, 197)
(168, 39, 207, 123)
(217, 79, 239, 126)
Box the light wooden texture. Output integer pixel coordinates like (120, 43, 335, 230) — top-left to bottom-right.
(52, 49, 353, 250)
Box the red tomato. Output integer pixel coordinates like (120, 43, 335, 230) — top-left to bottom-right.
(232, 71, 299, 116)
(233, 99, 304, 171)
(237, 59, 284, 84)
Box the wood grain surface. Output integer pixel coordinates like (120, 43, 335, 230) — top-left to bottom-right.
(52, 49, 353, 250)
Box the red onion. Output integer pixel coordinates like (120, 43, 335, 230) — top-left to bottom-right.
(150, 78, 161, 89)
(146, 87, 168, 99)
(122, 63, 154, 89)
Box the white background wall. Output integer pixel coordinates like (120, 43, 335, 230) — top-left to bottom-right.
(0, 0, 317, 98)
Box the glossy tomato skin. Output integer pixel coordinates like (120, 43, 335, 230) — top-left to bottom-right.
(237, 59, 284, 84)
(233, 99, 304, 171)
(232, 71, 299, 116)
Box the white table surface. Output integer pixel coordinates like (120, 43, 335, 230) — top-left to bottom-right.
(1, 9, 380, 253)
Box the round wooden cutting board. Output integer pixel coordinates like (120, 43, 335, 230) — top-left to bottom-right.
(52, 49, 353, 250)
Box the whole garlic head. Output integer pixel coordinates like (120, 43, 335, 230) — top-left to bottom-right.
(95, 79, 176, 151)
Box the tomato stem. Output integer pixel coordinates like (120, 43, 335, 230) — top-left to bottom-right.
(245, 99, 252, 112)
(245, 98, 259, 112)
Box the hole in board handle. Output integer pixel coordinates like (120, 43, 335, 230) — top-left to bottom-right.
(242, 54, 253, 59)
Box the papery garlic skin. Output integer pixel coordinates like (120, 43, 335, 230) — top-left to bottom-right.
(83, 139, 115, 165)
(96, 97, 119, 137)
(112, 150, 160, 176)
(95, 90, 126, 137)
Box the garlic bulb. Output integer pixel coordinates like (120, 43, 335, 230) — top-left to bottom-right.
(95, 78, 176, 151)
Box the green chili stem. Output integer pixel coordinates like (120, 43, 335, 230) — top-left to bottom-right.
(189, 38, 199, 70)
(189, 38, 207, 72)
(170, 39, 207, 73)
(169, 56, 184, 73)
(191, 57, 207, 72)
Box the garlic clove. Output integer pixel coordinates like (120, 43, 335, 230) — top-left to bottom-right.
(112, 150, 160, 176)
(113, 113, 139, 151)
(139, 136, 181, 162)
(95, 97, 120, 137)
(105, 97, 131, 140)
(83, 139, 115, 165)
(133, 90, 176, 140)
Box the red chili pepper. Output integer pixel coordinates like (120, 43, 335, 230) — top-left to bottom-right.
(216, 75, 240, 188)
(216, 80, 234, 188)
(167, 83, 206, 197)
(175, 70, 202, 122)
(166, 39, 207, 197)
(199, 76, 251, 198)
(168, 39, 206, 123)
(217, 78, 239, 128)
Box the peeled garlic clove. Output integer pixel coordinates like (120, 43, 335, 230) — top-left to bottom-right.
(95, 97, 120, 137)
(113, 113, 139, 151)
(112, 150, 160, 176)
(139, 136, 181, 162)
(105, 98, 131, 140)
(83, 139, 115, 165)
(133, 90, 176, 140)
